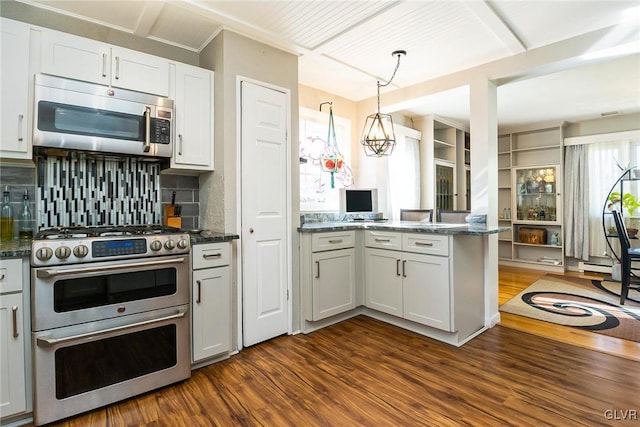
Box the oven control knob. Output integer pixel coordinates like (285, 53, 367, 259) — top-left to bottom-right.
(177, 239, 188, 250)
(73, 245, 89, 258)
(164, 239, 175, 250)
(150, 240, 163, 251)
(55, 246, 71, 259)
(36, 247, 53, 261)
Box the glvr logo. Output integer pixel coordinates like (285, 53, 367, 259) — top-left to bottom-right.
(604, 409, 638, 420)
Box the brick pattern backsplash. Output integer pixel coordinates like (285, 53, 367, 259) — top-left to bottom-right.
(35, 153, 161, 227)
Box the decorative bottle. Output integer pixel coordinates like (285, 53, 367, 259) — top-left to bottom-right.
(1, 186, 14, 242)
(19, 189, 33, 241)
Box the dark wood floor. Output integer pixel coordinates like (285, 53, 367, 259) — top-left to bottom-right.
(44, 315, 639, 427)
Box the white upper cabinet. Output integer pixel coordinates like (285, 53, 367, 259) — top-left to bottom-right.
(40, 29, 169, 96)
(169, 63, 214, 171)
(1, 18, 31, 159)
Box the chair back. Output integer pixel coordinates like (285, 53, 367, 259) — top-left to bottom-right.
(437, 210, 470, 224)
(400, 209, 433, 222)
(612, 210, 631, 252)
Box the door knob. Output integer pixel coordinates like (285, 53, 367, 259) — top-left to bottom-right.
(249, 228, 254, 234)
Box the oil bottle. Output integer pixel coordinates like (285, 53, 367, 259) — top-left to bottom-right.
(1, 186, 14, 241)
(19, 189, 33, 241)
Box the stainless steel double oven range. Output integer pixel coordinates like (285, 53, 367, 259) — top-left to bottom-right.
(30, 225, 191, 425)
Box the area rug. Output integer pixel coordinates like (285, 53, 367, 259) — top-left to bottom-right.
(500, 275, 640, 342)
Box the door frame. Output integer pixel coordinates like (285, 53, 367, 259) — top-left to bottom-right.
(235, 76, 293, 351)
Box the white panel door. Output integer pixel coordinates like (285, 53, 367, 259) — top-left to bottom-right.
(0, 293, 26, 417)
(364, 248, 403, 317)
(192, 266, 230, 362)
(311, 248, 356, 320)
(241, 81, 289, 347)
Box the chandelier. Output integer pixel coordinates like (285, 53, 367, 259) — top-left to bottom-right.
(360, 50, 406, 157)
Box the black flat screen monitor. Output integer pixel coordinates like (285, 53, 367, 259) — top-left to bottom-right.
(340, 189, 378, 213)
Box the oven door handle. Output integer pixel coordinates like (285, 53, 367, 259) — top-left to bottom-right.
(36, 257, 186, 279)
(36, 308, 187, 347)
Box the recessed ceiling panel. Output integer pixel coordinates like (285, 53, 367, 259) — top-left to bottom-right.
(194, 0, 394, 50)
(490, 0, 640, 49)
(150, 2, 220, 51)
(321, 1, 514, 89)
(26, 0, 144, 31)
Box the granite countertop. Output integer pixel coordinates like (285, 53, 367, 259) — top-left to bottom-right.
(298, 220, 510, 235)
(0, 240, 32, 258)
(187, 230, 240, 244)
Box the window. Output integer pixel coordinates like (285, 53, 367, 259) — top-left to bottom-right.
(299, 107, 352, 212)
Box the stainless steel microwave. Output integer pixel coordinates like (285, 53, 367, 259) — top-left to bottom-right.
(33, 74, 173, 158)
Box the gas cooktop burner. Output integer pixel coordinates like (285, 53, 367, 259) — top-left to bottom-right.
(36, 224, 182, 240)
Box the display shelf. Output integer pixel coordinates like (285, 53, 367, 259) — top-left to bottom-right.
(513, 241, 563, 249)
(511, 144, 561, 153)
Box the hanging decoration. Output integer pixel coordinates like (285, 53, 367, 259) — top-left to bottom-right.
(319, 101, 345, 188)
(361, 50, 406, 157)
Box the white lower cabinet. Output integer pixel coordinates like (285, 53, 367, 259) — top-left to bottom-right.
(302, 231, 357, 322)
(365, 231, 452, 332)
(311, 248, 356, 320)
(191, 242, 231, 363)
(0, 258, 27, 420)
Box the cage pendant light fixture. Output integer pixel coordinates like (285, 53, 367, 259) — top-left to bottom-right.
(361, 50, 406, 157)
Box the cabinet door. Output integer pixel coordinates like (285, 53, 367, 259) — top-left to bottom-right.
(192, 266, 230, 362)
(0, 293, 26, 417)
(365, 248, 402, 316)
(402, 252, 451, 331)
(1, 19, 31, 159)
(41, 29, 110, 86)
(171, 63, 213, 170)
(311, 248, 356, 321)
(111, 47, 169, 96)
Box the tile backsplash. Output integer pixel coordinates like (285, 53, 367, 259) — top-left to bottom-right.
(36, 153, 161, 227)
(0, 154, 200, 231)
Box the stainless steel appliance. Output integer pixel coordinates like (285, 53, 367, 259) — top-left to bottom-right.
(31, 225, 191, 426)
(33, 74, 173, 157)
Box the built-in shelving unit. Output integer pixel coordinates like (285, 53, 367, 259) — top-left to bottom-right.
(498, 122, 565, 271)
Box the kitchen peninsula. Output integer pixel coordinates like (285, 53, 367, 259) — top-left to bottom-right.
(298, 220, 507, 346)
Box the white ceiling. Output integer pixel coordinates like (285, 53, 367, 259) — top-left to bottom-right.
(17, 0, 640, 128)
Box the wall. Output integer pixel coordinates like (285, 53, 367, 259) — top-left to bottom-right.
(199, 30, 301, 339)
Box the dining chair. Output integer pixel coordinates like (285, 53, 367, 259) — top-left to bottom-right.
(611, 209, 640, 304)
(399, 209, 433, 222)
(437, 210, 470, 224)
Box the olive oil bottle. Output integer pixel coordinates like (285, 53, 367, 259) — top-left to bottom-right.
(19, 189, 33, 241)
(1, 186, 14, 242)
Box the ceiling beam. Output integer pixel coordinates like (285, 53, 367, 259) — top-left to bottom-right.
(464, 0, 526, 54)
(134, 1, 165, 37)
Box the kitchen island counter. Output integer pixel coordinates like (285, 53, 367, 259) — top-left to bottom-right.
(298, 221, 508, 235)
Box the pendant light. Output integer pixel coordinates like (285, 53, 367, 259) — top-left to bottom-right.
(360, 50, 406, 157)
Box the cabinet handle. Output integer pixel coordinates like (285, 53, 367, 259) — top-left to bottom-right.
(415, 242, 434, 247)
(396, 259, 401, 276)
(0, 273, 5, 280)
(328, 239, 343, 244)
(102, 53, 107, 77)
(375, 238, 391, 243)
(143, 106, 151, 153)
(315, 261, 320, 278)
(115, 56, 120, 80)
(18, 114, 24, 141)
(402, 260, 407, 278)
(12, 306, 18, 338)
(178, 134, 183, 156)
(196, 280, 202, 304)
(203, 253, 222, 260)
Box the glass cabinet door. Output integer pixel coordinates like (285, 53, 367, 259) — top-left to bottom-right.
(435, 161, 455, 210)
(514, 166, 560, 222)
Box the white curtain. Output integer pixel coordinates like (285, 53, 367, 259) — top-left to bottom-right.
(585, 140, 633, 258)
(384, 134, 421, 220)
(564, 145, 590, 260)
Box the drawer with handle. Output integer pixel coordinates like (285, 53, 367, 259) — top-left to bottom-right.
(311, 231, 355, 252)
(192, 242, 230, 269)
(364, 230, 402, 250)
(402, 233, 449, 256)
(0, 258, 23, 294)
